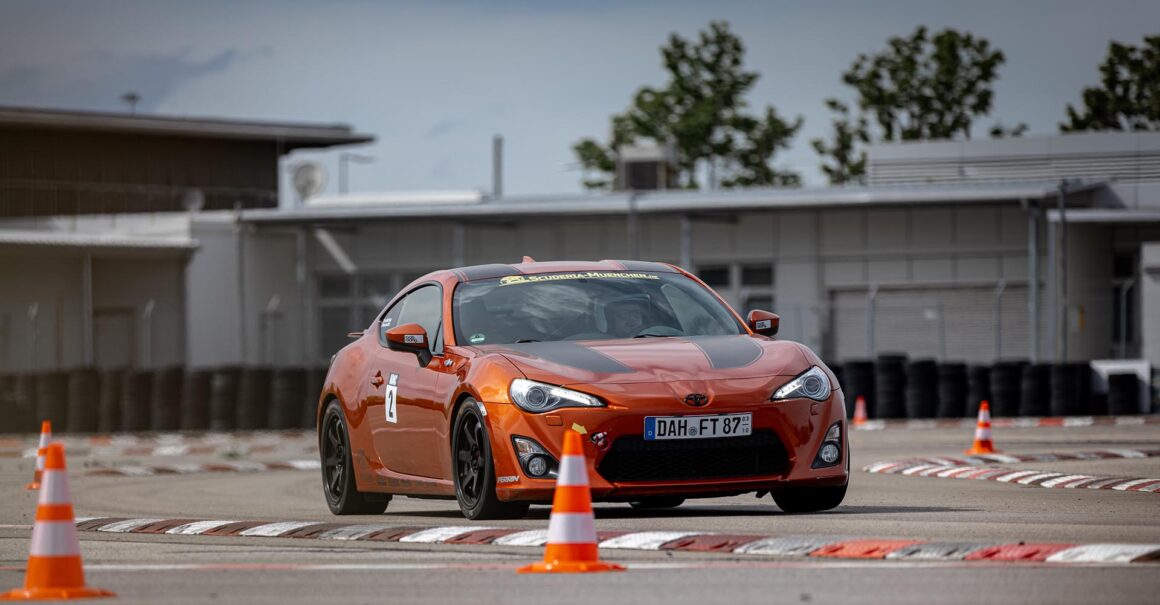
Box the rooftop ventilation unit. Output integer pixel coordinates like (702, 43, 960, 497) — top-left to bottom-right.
(614, 144, 678, 191)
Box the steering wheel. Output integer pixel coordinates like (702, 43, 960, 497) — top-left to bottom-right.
(632, 325, 684, 338)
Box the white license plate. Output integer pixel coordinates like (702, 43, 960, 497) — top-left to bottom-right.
(644, 413, 752, 440)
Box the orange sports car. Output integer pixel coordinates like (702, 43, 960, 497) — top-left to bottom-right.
(317, 259, 848, 519)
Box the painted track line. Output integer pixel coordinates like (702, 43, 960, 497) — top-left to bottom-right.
(864, 448, 1160, 494)
(852, 415, 1160, 431)
(83, 459, 320, 477)
(68, 517, 1160, 565)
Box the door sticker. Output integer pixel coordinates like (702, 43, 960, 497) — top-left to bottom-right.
(385, 373, 399, 423)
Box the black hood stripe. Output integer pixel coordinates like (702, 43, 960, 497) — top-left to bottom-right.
(690, 335, 763, 369)
(497, 341, 634, 374)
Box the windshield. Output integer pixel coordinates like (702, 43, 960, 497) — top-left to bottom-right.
(453, 271, 744, 346)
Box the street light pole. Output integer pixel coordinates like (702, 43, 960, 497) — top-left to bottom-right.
(338, 152, 375, 194)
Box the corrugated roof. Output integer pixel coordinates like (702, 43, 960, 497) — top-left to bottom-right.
(242, 180, 1099, 225)
(0, 106, 373, 150)
(0, 229, 198, 253)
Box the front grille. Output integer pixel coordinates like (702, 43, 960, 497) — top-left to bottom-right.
(597, 430, 788, 483)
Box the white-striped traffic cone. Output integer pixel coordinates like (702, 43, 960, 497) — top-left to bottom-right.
(25, 421, 51, 490)
(518, 430, 624, 574)
(1, 443, 114, 600)
(966, 401, 997, 455)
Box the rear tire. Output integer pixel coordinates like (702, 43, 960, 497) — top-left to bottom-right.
(452, 400, 530, 520)
(320, 400, 389, 515)
(771, 483, 847, 513)
(628, 497, 685, 510)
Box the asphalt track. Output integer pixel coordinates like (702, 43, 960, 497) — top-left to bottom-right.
(2, 422, 1159, 604)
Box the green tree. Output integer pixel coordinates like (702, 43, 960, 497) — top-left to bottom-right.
(814, 26, 1021, 184)
(1062, 35, 1160, 132)
(573, 21, 802, 190)
(811, 100, 869, 185)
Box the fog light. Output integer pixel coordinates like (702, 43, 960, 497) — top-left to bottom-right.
(819, 443, 840, 464)
(527, 455, 549, 477)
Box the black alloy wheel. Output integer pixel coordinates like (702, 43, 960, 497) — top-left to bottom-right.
(452, 400, 529, 520)
(320, 401, 389, 515)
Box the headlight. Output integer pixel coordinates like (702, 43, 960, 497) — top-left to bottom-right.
(770, 366, 832, 402)
(509, 379, 604, 413)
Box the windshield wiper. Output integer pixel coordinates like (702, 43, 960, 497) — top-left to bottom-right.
(632, 333, 673, 338)
(514, 339, 541, 343)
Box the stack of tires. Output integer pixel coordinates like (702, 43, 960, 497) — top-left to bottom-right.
(66, 368, 99, 433)
(150, 366, 184, 432)
(966, 366, 991, 419)
(120, 370, 153, 432)
(839, 361, 875, 420)
(209, 366, 241, 431)
(936, 363, 968, 418)
(237, 367, 272, 430)
(1018, 364, 1051, 417)
(989, 361, 1025, 417)
(904, 360, 938, 419)
(97, 369, 124, 433)
(181, 369, 213, 431)
(1107, 373, 1142, 416)
(269, 367, 306, 430)
(875, 355, 907, 419)
(304, 366, 328, 429)
(1050, 363, 1091, 417)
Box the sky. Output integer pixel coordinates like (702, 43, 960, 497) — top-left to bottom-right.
(2, 0, 1159, 197)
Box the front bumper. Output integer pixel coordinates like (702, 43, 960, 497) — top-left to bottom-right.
(484, 391, 849, 502)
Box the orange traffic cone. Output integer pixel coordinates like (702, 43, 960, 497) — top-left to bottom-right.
(965, 401, 997, 455)
(518, 430, 624, 574)
(852, 396, 868, 427)
(1, 443, 115, 600)
(25, 421, 52, 490)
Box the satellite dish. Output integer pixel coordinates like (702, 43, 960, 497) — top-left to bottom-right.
(292, 162, 328, 201)
(181, 188, 205, 212)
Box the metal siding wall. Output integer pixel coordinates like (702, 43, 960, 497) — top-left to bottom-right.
(828, 286, 1031, 363)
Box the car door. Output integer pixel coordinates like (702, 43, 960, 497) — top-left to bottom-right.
(365, 284, 446, 479)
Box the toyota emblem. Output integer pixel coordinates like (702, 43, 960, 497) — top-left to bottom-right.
(683, 393, 709, 407)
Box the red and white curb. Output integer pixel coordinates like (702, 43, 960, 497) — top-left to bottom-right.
(83, 459, 319, 476)
(854, 414, 1160, 431)
(898, 448, 1160, 468)
(3, 430, 314, 459)
(864, 449, 1160, 493)
(68, 517, 1160, 564)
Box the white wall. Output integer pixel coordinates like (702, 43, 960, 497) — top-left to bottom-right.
(0, 256, 84, 371)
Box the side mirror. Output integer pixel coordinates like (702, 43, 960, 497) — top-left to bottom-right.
(384, 323, 433, 367)
(747, 310, 779, 337)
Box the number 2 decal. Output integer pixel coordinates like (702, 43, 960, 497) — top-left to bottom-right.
(385, 373, 399, 423)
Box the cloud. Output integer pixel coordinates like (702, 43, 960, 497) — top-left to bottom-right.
(0, 47, 257, 112)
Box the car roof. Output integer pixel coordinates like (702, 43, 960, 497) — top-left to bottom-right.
(448, 259, 679, 282)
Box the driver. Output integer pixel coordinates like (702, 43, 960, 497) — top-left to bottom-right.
(605, 296, 652, 338)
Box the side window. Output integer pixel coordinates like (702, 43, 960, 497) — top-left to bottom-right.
(391, 285, 444, 355)
(380, 300, 403, 333)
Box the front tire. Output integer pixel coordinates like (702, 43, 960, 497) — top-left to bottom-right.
(320, 401, 389, 515)
(452, 400, 529, 520)
(771, 482, 847, 513)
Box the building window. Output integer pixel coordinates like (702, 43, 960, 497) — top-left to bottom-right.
(741, 264, 774, 287)
(317, 271, 431, 360)
(697, 266, 729, 287)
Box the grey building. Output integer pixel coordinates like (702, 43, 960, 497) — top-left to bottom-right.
(0, 108, 1157, 381)
(0, 106, 371, 371)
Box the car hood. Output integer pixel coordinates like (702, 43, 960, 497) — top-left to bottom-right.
(480, 335, 810, 386)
